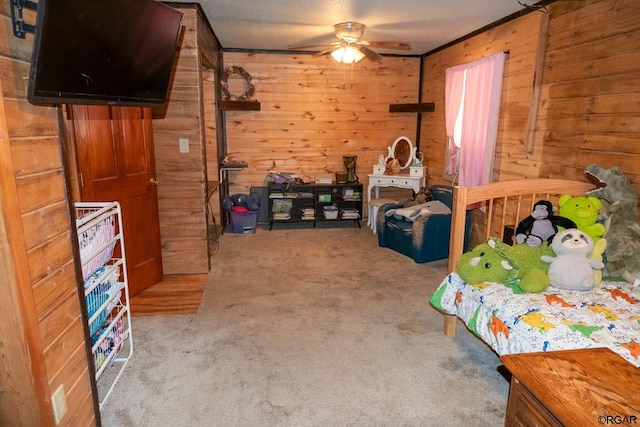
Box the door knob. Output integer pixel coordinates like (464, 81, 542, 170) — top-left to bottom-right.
(149, 178, 159, 186)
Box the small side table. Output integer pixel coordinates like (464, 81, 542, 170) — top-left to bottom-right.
(501, 348, 640, 427)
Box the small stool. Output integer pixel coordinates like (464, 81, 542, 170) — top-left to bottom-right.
(368, 198, 398, 234)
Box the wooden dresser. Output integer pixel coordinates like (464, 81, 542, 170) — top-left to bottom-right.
(501, 348, 640, 427)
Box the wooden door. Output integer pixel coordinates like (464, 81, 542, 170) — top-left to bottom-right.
(71, 105, 163, 296)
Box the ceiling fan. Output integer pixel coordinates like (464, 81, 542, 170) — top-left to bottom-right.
(289, 22, 411, 63)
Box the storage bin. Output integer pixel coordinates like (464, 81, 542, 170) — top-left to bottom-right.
(323, 205, 339, 219)
(231, 210, 258, 233)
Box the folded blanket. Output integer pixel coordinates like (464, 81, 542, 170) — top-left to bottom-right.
(385, 200, 452, 222)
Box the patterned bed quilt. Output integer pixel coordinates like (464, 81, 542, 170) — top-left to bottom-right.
(430, 273, 640, 367)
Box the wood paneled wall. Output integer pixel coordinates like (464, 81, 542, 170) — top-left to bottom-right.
(0, 3, 96, 426)
(153, 5, 218, 274)
(422, 0, 640, 195)
(219, 52, 421, 204)
(537, 0, 640, 189)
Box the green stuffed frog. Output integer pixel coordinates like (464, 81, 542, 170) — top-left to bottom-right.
(558, 195, 605, 242)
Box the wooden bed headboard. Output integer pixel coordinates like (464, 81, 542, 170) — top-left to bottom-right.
(447, 179, 594, 274)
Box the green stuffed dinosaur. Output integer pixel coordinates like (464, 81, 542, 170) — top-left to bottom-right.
(456, 237, 554, 293)
(584, 164, 640, 286)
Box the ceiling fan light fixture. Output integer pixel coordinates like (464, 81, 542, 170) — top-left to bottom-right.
(290, 20, 402, 63)
(334, 22, 365, 43)
(331, 45, 365, 64)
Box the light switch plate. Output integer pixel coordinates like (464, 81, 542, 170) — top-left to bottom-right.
(179, 138, 190, 153)
(52, 384, 67, 424)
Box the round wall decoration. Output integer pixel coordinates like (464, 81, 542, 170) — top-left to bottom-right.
(221, 65, 255, 101)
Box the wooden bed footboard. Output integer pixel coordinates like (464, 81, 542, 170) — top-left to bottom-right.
(442, 178, 593, 337)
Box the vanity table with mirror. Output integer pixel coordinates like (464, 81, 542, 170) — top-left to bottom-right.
(367, 136, 426, 232)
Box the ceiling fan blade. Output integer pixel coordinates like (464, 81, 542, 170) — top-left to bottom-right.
(366, 41, 412, 51)
(312, 47, 338, 57)
(358, 45, 382, 62)
(288, 42, 338, 50)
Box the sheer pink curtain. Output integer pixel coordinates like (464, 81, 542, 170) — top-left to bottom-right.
(445, 52, 506, 187)
(445, 67, 465, 176)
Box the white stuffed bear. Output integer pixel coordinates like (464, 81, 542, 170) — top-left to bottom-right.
(541, 228, 604, 291)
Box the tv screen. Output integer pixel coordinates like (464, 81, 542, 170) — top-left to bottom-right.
(28, 0, 183, 107)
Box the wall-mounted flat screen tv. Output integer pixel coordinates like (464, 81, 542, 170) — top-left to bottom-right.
(28, 0, 183, 107)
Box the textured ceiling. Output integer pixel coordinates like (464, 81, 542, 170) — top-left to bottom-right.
(169, 0, 543, 56)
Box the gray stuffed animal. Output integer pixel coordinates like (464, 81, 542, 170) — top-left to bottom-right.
(541, 228, 604, 291)
(584, 164, 640, 286)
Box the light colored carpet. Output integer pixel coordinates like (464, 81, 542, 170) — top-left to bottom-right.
(101, 224, 510, 426)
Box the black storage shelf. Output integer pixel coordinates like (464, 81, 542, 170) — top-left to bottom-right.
(268, 182, 362, 230)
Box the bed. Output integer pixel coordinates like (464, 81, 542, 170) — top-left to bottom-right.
(429, 178, 640, 367)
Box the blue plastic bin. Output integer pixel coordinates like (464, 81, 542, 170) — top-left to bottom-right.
(230, 211, 258, 234)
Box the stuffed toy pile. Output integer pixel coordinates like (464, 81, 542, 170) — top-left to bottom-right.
(457, 164, 640, 290)
(458, 197, 605, 293)
(584, 163, 640, 286)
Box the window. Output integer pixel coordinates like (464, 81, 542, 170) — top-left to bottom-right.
(444, 52, 506, 187)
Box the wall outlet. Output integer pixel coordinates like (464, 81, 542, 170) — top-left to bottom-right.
(52, 384, 67, 424)
(179, 138, 190, 153)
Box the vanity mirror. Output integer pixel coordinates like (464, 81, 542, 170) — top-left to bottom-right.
(375, 136, 417, 174)
(387, 136, 416, 170)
